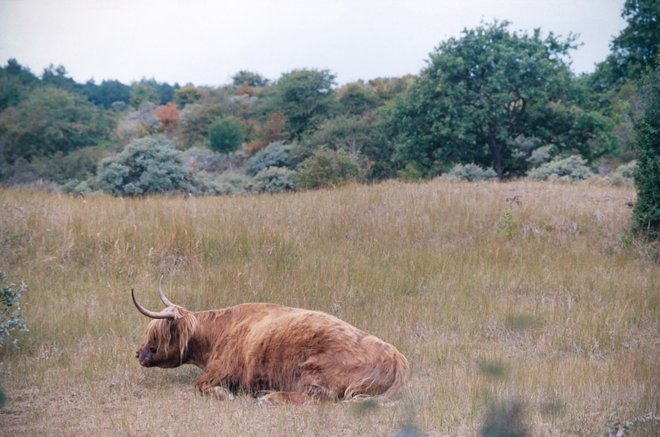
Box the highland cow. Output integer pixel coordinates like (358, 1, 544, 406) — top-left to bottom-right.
(132, 278, 409, 404)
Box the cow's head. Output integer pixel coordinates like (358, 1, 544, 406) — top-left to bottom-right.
(132, 278, 198, 368)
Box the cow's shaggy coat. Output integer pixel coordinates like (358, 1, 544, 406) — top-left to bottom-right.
(133, 284, 409, 404)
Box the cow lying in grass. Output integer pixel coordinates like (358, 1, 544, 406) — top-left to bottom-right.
(132, 279, 409, 404)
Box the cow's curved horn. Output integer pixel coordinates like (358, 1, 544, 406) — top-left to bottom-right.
(132, 289, 176, 319)
(158, 275, 175, 307)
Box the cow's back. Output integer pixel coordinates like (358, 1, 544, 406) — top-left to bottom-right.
(226, 303, 408, 399)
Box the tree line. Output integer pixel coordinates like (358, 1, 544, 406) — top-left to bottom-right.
(0, 1, 657, 237)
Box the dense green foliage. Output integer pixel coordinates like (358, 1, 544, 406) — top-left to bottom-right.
(527, 155, 594, 181)
(632, 68, 659, 239)
(250, 166, 298, 193)
(0, 2, 656, 197)
(265, 69, 338, 140)
(385, 21, 611, 179)
(208, 116, 244, 153)
(245, 141, 293, 176)
(297, 148, 360, 189)
(0, 86, 113, 163)
(592, 0, 660, 90)
(98, 136, 193, 196)
(232, 70, 269, 88)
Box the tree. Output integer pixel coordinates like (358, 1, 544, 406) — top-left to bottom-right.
(386, 21, 610, 178)
(174, 86, 202, 107)
(297, 147, 361, 189)
(590, 0, 659, 93)
(0, 59, 38, 111)
(306, 114, 393, 179)
(84, 79, 131, 108)
(266, 69, 338, 140)
(41, 64, 81, 94)
(337, 82, 377, 115)
(98, 136, 193, 196)
(231, 71, 269, 88)
(154, 102, 180, 131)
(208, 117, 244, 153)
(0, 86, 113, 163)
(632, 67, 659, 239)
(611, 0, 660, 81)
(130, 80, 160, 107)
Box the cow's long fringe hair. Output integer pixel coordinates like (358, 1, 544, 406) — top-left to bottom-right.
(145, 307, 199, 363)
(344, 350, 410, 401)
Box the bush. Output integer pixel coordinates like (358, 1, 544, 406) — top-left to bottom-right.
(194, 171, 248, 195)
(527, 145, 555, 166)
(443, 163, 497, 182)
(208, 117, 244, 153)
(632, 68, 660, 240)
(245, 141, 292, 176)
(296, 148, 360, 189)
(0, 86, 113, 163)
(249, 167, 298, 193)
(528, 155, 593, 181)
(1, 269, 28, 347)
(609, 161, 637, 186)
(0, 146, 103, 185)
(181, 147, 226, 173)
(98, 136, 194, 196)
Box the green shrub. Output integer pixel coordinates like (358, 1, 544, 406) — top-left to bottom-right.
(443, 163, 497, 182)
(632, 68, 659, 240)
(1, 146, 104, 185)
(249, 167, 298, 193)
(528, 155, 593, 181)
(1, 269, 28, 347)
(296, 148, 360, 189)
(181, 147, 226, 173)
(208, 117, 244, 153)
(194, 171, 248, 195)
(527, 145, 555, 166)
(98, 136, 194, 196)
(245, 141, 292, 176)
(609, 161, 637, 186)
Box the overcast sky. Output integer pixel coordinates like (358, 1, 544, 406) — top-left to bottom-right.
(0, 0, 627, 86)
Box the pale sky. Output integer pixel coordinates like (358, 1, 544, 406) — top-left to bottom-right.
(0, 0, 627, 86)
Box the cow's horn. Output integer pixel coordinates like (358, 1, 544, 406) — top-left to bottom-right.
(132, 289, 176, 319)
(158, 275, 175, 307)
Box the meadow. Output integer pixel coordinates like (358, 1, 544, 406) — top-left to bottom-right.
(0, 180, 657, 436)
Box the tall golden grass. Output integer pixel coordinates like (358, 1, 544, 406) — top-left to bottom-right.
(0, 180, 657, 436)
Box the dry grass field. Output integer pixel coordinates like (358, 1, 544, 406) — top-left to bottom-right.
(0, 180, 657, 436)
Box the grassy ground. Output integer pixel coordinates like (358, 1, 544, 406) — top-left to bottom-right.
(0, 180, 657, 436)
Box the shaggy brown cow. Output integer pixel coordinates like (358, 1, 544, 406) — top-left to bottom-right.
(132, 279, 409, 404)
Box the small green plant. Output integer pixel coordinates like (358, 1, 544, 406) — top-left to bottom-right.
(499, 209, 519, 239)
(0, 269, 28, 347)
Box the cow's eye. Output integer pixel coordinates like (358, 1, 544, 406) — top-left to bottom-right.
(149, 347, 157, 353)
